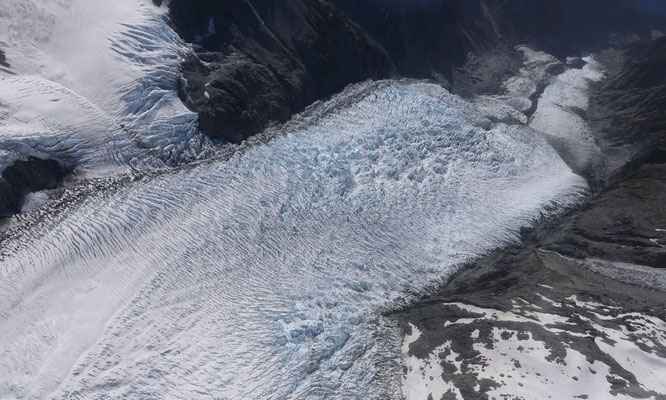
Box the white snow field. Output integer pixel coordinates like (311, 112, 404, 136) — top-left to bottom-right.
(0, 0, 212, 175)
(0, 2, 603, 397)
(0, 78, 589, 398)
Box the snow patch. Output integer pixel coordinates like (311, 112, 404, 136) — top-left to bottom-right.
(402, 325, 462, 400)
(402, 299, 666, 400)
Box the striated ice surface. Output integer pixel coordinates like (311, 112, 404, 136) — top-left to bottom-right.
(0, 0, 212, 175)
(0, 4, 597, 393)
(0, 80, 588, 399)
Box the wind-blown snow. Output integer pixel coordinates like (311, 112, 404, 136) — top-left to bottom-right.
(0, 0, 212, 175)
(0, 80, 587, 398)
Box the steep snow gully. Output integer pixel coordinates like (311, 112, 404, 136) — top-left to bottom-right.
(1, 1, 661, 399)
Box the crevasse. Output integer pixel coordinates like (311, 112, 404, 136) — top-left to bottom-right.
(0, 80, 587, 399)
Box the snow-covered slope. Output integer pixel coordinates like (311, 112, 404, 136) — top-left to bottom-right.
(1, 2, 611, 397)
(0, 80, 588, 398)
(0, 0, 212, 175)
(402, 301, 666, 400)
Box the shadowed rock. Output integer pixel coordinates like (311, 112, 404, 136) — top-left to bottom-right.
(169, 0, 395, 143)
(167, 0, 666, 144)
(0, 157, 68, 218)
(0, 49, 8, 68)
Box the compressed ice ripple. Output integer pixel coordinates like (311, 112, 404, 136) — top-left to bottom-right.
(0, 81, 588, 399)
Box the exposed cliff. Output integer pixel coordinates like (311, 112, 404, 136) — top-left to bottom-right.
(167, 0, 666, 143)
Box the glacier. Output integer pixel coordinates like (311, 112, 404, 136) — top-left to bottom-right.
(0, 79, 589, 398)
(0, 1, 602, 397)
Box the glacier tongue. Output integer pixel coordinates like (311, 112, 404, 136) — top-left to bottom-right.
(0, 0, 212, 174)
(0, 80, 588, 398)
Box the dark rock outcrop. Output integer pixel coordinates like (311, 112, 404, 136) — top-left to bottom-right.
(544, 161, 666, 268)
(0, 49, 8, 68)
(593, 37, 666, 157)
(490, 0, 666, 58)
(333, 0, 501, 80)
(167, 0, 666, 143)
(0, 157, 68, 218)
(169, 0, 395, 143)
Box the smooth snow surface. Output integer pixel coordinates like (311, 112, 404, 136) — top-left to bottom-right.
(475, 48, 605, 177)
(0, 0, 212, 174)
(530, 55, 604, 142)
(0, 80, 587, 399)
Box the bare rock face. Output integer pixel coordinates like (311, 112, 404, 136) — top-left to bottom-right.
(167, 0, 666, 144)
(0, 157, 67, 218)
(0, 179, 20, 218)
(169, 0, 396, 143)
(594, 37, 666, 153)
(490, 0, 666, 57)
(544, 161, 666, 268)
(332, 0, 500, 80)
(0, 49, 8, 68)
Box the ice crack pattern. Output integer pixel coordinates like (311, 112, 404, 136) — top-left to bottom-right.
(1, 2, 595, 397)
(0, 79, 587, 399)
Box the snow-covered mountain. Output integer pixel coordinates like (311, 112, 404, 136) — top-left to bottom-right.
(1, 1, 665, 399)
(0, 0, 210, 177)
(1, 76, 592, 398)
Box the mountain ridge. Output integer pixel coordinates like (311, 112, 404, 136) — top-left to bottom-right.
(168, 0, 666, 143)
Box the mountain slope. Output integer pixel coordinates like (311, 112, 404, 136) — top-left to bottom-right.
(168, 0, 666, 143)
